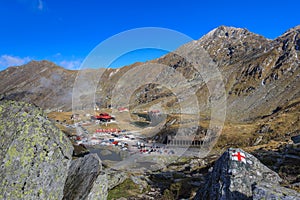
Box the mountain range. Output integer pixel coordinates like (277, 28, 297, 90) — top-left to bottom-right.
(0, 25, 299, 144)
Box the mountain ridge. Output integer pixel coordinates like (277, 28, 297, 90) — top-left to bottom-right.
(0, 25, 299, 122)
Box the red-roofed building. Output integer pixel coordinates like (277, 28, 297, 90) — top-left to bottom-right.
(91, 113, 115, 122)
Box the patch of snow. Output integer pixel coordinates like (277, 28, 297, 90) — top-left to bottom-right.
(108, 71, 114, 77)
(40, 68, 48, 73)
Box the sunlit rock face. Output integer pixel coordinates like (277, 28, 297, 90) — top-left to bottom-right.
(0, 100, 73, 200)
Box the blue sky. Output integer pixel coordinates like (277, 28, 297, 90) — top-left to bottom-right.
(0, 0, 299, 70)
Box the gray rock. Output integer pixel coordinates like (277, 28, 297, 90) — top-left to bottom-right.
(291, 135, 300, 144)
(195, 148, 284, 200)
(253, 182, 300, 200)
(131, 175, 149, 193)
(86, 172, 108, 200)
(105, 168, 128, 190)
(0, 100, 73, 200)
(63, 153, 108, 200)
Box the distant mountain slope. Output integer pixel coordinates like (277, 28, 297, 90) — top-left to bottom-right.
(196, 25, 300, 121)
(0, 26, 299, 124)
(126, 25, 299, 122)
(0, 60, 77, 111)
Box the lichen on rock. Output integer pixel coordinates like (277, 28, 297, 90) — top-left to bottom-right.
(0, 100, 73, 200)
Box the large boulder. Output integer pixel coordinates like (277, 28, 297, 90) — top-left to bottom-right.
(195, 148, 300, 199)
(0, 100, 73, 199)
(63, 153, 108, 200)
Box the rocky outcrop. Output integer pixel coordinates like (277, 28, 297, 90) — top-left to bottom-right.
(195, 148, 300, 200)
(252, 142, 300, 189)
(253, 182, 300, 200)
(0, 100, 73, 199)
(105, 169, 128, 190)
(63, 153, 108, 200)
(0, 100, 111, 199)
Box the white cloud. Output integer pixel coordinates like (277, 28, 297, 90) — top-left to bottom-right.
(16, 0, 45, 11)
(53, 52, 62, 57)
(59, 60, 82, 70)
(37, 0, 44, 11)
(0, 55, 31, 68)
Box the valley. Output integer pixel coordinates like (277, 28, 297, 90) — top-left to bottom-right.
(1, 25, 300, 199)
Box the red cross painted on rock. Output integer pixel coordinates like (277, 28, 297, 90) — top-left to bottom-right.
(231, 151, 246, 163)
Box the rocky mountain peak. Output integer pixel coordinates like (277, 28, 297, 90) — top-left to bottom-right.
(283, 25, 300, 35)
(194, 26, 270, 67)
(274, 25, 300, 54)
(202, 25, 251, 40)
(23, 60, 64, 71)
(27, 60, 55, 66)
(4, 60, 66, 77)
